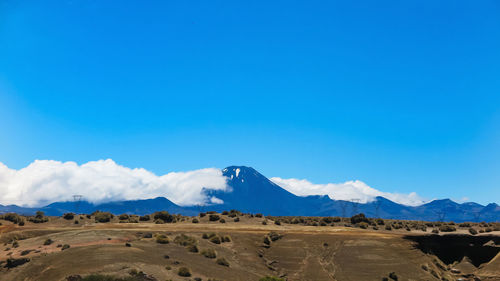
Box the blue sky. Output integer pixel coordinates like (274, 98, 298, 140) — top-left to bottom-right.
(1, 1, 499, 204)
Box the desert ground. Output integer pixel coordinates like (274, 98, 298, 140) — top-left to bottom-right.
(0, 211, 499, 281)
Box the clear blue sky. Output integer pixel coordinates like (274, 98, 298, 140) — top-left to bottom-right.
(1, 1, 499, 204)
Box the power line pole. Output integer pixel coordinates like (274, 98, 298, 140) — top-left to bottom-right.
(350, 199, 361, 216)
(73, 195, 83, 214)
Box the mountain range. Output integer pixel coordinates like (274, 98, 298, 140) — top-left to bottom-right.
(1, 166, 498, 222)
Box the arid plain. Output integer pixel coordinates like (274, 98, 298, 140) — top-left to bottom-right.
(1, 211, 499, 281)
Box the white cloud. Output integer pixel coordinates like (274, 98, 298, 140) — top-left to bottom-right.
(0, 159, 228, 207)
(270, 177, 426, 206)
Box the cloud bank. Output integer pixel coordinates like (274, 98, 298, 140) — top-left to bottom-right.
(270, 177, 425, 206)
(0, 159, 228, 207)
(0, 159, 425, 207)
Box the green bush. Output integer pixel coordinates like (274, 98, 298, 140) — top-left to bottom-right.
(61, 244, 70, 250)
(43, 238, 53, 245)
(469, 227, 478, 235)
(192, 218, 199, 223)
(234, 217, 240, 222)
(219, 218, 226, 223)
(201, 248, 217, 259)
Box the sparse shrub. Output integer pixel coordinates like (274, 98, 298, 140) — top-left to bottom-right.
(178, 267, 191, 277)
(1, 213, 23, 224)
(139, 215, 150, 221)
(153, 211, 174, 223)
(222, 211, 229, 215)
(43, 238, 53, 245)
(154, 219, 164, 224)
(385, 225, 392, 231)
(201, 248, 217, 259)
(125, 242, 131, 247)
(165, 265, 171, 270)
(259, 277, 285, 281)
(187, 245, 199, 253)
(118, 214, 129, 220)
(359, 222, 368, 229)
(209, 214, 220, 221)
(29, 211, 49, 223)
(432, 229, 439, 234)
(93, 211, 113, 223)
(388, 272, 398, 280)
(268, 232, 282, 242)
(263, 236, 271, 245)
(18, 221, 25, 226)
(216, 257, 229, 267)
(439, 225, 456, 232)
(222, 235, 231, 243)
(234, 217, 240, 222)
(192, 218, 199, 223)
(469, 228, 478, 235)
(20, 249, 33, 256)
(255, 213, 263, 218)
(199, 212, 206, 218)
(174, 234, 197, 247)
(219, 218, 225, 223)
(202, 233, 216, 239)
(74, 220, 79, 224)
(12, 241, 19, 248)
(5, 257, 30, 268)
(61, 244, 70, 250)
(485, 227, 493, 232)
(262, 220, 267, 225)
(143, 233, 153, 238)
(63, 213, 75, 220)
(351, 213, 369, 224)
(209, 236, 221, 244)
(156, 234, 169, 244)
(376, 219, 385, 225)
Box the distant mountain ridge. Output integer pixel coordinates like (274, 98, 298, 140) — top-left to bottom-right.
(1, 166, 498, 222)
